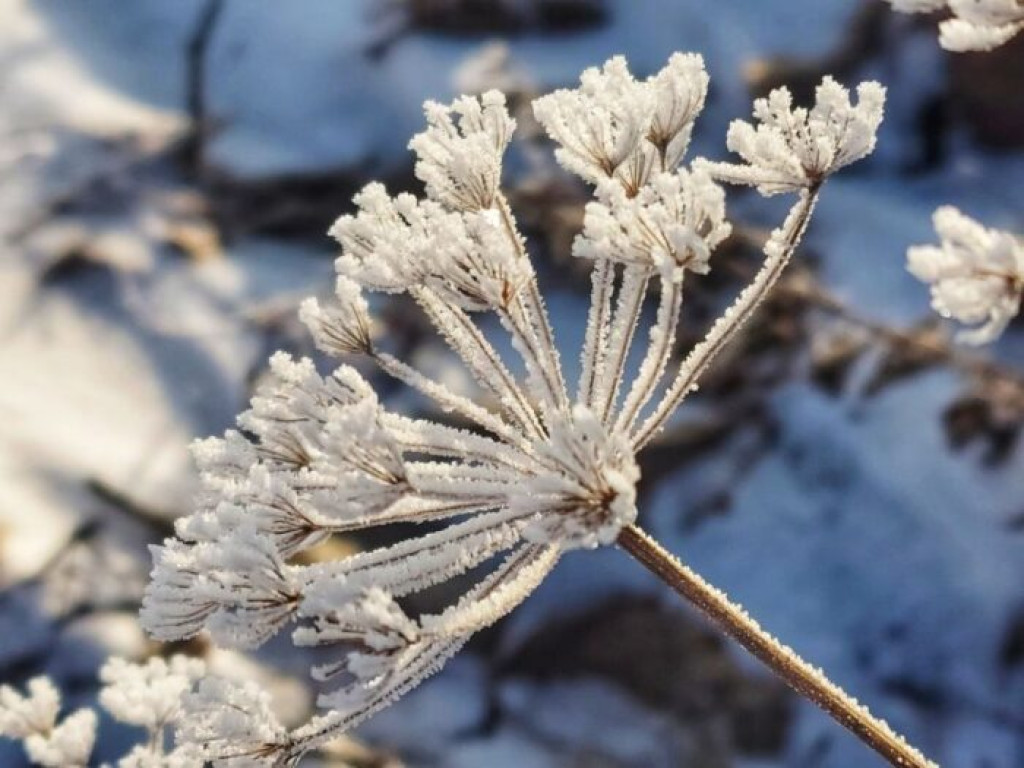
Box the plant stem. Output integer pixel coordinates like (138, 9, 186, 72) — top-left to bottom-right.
(616, 523, 937, 768)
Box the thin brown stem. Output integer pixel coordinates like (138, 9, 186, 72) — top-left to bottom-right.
(617, 524, 937, 768)
(633, 187, 820, 450)
(775, 271, 1024, 393)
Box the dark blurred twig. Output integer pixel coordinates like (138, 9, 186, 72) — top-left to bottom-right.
(181, 0, 226, 173)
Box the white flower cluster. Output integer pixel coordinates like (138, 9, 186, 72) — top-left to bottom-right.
(907, 206, 1024, 344)
(0, 678, 94, 768)
(532, 53, 707, 193)
(884, 0, 1024, 51)
(700, 77, 885, 196)
(0, 656, 206, 768)
(141, 54, 883, 765)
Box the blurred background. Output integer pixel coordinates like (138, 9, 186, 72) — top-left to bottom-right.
(1, 1, 1023, 766)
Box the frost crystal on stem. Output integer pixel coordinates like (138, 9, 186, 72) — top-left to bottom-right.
(139, 54, 906, 766)
(882, 0, 1024, 50)
(907, 206, 1024, 344)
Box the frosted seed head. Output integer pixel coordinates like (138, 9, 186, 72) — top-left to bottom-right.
(428, 208, 531, 310)
(331, 184, 438, 294)
(647, 52, 708, 168)
(140, 539, 215, 642)
(142, 528, 301, 650)
(296, 586, 421, 687)
(98, 655, 205, 730)
(24, 709, 96, 768)
(906, 206, 1024, 344)
(708, 77, 886, 195)
(299, 277, 374, 357)
(533, 55, 655, 189)
(409, 90, 514, 211)
(140, 52, 871, 757)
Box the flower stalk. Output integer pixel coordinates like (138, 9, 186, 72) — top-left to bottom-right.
(617, 523, 937, 768)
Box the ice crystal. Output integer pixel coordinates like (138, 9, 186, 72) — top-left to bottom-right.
(907, 206, 1024, 344)
(883, 0, 1024, 50)
(141, 54, 883, 765)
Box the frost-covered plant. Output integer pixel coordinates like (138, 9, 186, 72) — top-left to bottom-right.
(140, 54, 931, 767)
(907, 206, 1024, 344)
(0, 677, 94, 768)
(0, 656, 205, 767)
(883, 0, 1024, 51)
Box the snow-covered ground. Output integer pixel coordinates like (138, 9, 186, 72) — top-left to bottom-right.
(1, 0, 1022, 766)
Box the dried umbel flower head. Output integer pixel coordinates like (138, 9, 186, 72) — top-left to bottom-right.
(142, 54, 885, 765)
(907, 206, 1024, 344)
(883, 0, 1024, 51)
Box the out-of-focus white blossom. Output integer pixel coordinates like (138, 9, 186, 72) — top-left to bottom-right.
(0, 678, 60, 739)
(116, 743, 204, 768)
(99, 656, 206, 731)
(142, 54, 883, 765)
(907, 206, 1024, 344)
(299, 277, 373, 356)
(454, 41, 533, 97)
(176, 678, 286, 767)
(702, 77, 886, 195)
(24, 709, 96, 768)
(0, 656, 210, 768)
(883, 0, 1024, 51)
